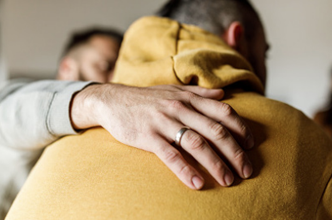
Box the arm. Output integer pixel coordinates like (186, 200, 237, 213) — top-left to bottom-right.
(71, 83, 255, 190)
(0, 80, 254, 190)
(0, 79, 94, 150)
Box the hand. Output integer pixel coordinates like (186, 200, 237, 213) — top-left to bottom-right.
(71, 83, 254, 190)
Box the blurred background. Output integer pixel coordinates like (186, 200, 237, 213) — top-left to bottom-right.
(0, 0, 332, 117)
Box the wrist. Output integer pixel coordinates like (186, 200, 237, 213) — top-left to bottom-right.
(70, 84, 102, 130)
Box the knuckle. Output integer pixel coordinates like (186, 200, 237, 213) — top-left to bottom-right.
(167, 100, 186, 111)
(213, 160, 226, 173)
(239, 122, 248, 133)
(240, 122, 250, 137)
(182, 91, 196, 100)
(152, 111, 169, 123)
(186, 133, 206, 151)
(220, 103, 233, 116)
(233, 148, 246, 162)
(178, 164, 191, 176)
(210, 123, 229, 141)
(161, 148, 181, 164)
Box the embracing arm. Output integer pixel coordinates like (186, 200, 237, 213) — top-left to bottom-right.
(0, 79, 94, 150)
(0, 80, 255, 190)
(71, 83, 255, 190)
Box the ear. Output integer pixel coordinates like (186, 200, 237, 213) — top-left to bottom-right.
(222, 22, 248, 57)
(57, 57, 80, 81)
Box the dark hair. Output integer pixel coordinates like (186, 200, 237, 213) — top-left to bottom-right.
(157, 0, 260, 40)
(326, 69, 332, 124)
(62, 27, 123, 57)
(326, 96, 332, 124)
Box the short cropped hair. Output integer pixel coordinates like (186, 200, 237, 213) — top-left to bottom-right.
(61, 28, 123, 58)
(326, 67, 332, 124)
(157, 0, 260, 40)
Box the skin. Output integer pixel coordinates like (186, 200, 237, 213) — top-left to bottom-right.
(223, 21, 269, 87)
(59, 32, 258, 190)
(58, 35, 120, 82)
(246, 23, 269, 87)
(78, 35, 120, 82)
(71, 84, 255, 189)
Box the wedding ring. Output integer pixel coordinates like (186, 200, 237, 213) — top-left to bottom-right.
(175, 127, 191, 147)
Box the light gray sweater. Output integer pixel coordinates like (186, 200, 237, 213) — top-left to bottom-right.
(0, 79, 93, 219)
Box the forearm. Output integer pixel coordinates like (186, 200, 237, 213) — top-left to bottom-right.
(0, 79, 94, 150)
(70, 83, 103, 130)
(70, 83, 255, 189)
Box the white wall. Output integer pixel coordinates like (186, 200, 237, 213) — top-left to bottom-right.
(252, 0, 332, 117)
(2, 0, 165, 78)
(0, 0, 6, 82)
(0, 59, 6, 82)
(2, 0, 332, 116)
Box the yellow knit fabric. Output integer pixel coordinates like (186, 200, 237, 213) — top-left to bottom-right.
(6, 17, 332, 220)
(112, 17, 264, 94)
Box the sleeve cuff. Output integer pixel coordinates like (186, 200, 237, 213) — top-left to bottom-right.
(46, 81, 97, 137)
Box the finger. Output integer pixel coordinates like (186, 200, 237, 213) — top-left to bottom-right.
(154, 138, 205, 190)
(173, 85, 224, 100)
(179, 129, 234, 186)
(155, 114, 234, 186)
(176, 107, 253, 179)
(189, 96, 254, 149)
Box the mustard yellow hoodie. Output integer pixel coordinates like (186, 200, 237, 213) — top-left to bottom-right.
(6, 17, 332, 220)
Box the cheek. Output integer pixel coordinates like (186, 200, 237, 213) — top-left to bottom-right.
(79, 62, 103, 82)
(82, 62, 96, 76)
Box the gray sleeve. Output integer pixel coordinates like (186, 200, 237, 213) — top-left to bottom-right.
(0, 79, 95, 150)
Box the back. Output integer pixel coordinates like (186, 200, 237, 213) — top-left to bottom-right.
(6, 16, 332, 219)
(6, 90, 332, 220)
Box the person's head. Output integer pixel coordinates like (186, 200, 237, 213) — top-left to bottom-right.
(157, 0, 269, 86)
(327, 67, 332, 123)
(330, 67, 332, 91)
(57, 28, 123, 83)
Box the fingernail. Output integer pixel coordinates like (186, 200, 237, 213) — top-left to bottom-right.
(192, 176, 204, 189)
(243, 161, 253, 179)
(224, 171, 234, 186)
(245, 135, 255, 149)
